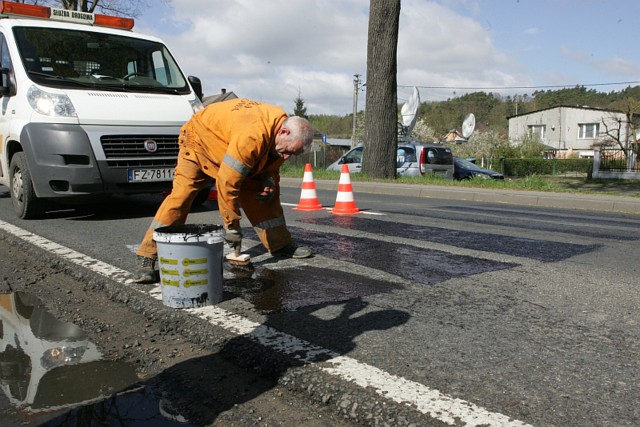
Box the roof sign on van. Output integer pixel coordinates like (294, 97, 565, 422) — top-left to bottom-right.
(0, 0, 134, 30)
(50, 8, 95, 25)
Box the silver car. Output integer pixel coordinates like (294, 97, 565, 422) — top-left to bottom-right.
(327, 140, 454, 178)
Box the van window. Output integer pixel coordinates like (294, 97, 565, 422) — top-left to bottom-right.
(425, 147, 453, 165)
(0, 33, 12, 88)
(397, 147, 417, 163)
(343, 146, 363, 164)
(13, 26, 189, 94)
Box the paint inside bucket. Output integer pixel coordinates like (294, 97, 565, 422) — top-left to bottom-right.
(153, 224, 224, 308)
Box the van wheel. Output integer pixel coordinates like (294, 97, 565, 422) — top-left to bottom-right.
(10, 152, 44, 219)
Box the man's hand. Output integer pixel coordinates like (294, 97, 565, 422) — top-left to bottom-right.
(224, 227, 242, 249)
(257, 176, 276, 203)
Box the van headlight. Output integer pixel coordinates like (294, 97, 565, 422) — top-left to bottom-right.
(27, 85, 77, 117)
(189, 97, 203, 113)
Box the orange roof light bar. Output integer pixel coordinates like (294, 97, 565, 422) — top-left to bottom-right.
(0, 1, 51, 19)
(0, 1, 134, 30)
(94, 14, 134, 30)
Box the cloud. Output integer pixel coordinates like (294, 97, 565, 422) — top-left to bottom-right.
(595, 56, 640, 78)
(523, 27, 539, 35)
(560, 47, 640, 79)
(137, 0, 530, 115)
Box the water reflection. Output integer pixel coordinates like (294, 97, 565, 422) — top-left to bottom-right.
(0, 292, 188, 425)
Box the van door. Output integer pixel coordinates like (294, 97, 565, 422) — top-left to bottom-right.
(419, 145, 454, 179)
(0, 32, 15, 180)
(396, 145, 419, 175)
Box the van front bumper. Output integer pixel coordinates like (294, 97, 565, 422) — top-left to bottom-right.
(20, 123, 179, 198)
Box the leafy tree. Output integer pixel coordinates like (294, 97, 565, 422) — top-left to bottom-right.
(309, 114, 352, 138)
(361, 0, 400, 179)
(516, 134, 549, 158)
(452, 130, 516, 168)
(411, 118, 437, 142)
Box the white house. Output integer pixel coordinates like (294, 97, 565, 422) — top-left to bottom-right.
(507, 105, 632, 158)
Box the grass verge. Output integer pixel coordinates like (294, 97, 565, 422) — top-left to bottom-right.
(279, 164, 640, 197)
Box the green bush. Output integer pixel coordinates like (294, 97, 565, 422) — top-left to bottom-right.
(501, 158, 593, 177)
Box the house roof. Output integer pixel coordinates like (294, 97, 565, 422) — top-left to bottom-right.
(202, 89, 238, 107)
(506, 104, 624, 120)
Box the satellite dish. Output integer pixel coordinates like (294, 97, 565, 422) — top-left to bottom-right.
(462, 113, 475, 139)
(400, 86, 420, 136)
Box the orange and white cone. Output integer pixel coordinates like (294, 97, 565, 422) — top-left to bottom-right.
(332, 164, 361, 215)
(294, 163, 323, 211)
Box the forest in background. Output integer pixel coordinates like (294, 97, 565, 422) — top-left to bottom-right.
(307, 85, 640, 141)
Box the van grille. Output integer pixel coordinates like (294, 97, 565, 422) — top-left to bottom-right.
(101, 135, 179, 167)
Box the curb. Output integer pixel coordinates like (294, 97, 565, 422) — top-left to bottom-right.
(280, 177, 640, 214)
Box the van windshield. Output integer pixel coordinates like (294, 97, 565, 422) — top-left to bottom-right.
(13, 26, 190, 94)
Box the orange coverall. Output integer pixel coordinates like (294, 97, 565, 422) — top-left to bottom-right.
(137, 98, 292, 259)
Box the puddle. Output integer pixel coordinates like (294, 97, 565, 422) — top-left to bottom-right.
(224, 265, 401, 313)
(0, 292, 192, 426)
(300, 215, 598, 261)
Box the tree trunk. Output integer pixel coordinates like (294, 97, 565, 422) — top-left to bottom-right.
(362, 0, 400, 179)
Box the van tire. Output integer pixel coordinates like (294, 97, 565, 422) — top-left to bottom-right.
(10, 152, 44, 219)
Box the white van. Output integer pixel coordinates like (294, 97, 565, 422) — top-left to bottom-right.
(0, 1, 204, 218)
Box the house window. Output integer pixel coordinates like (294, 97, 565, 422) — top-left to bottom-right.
(579, 123, 599, 139)
(528, 125, 546, 140)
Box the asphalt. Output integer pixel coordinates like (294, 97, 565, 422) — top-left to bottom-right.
(280, 177, 640, 214)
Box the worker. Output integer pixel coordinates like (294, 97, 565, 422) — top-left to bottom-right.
(134, 98, 314, 284)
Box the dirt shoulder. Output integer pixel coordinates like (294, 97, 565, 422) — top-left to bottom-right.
(0, 233, 354, 427)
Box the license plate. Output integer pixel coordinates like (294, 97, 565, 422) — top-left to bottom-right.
(128, 168, 174, 183)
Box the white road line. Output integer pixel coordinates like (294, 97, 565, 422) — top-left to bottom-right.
(281, 202, 385, 215)
(0, 219, 531, 427)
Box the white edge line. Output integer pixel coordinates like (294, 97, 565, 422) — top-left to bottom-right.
(0, 219, 531, 427)
(281, 202, 385, 216)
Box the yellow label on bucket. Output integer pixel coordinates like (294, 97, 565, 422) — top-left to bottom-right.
(184, 279, 208, 287)
(183, 257, 207, 266)
(162, 278, 180, 287)
(160, 257, 178, 265)
(161, 268, 179, 276)
(184, 268, 208, 277)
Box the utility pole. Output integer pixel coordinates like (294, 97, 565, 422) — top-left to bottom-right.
(351, 73, 361, 148)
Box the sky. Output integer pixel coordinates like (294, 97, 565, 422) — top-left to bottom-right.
(133, 0, 640, 117)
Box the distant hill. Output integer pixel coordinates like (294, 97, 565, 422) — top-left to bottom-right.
(309, 85, 640, 139)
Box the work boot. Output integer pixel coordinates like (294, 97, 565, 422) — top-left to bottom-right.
(134, 256, 159, 284)
(272, 243, 312, 259)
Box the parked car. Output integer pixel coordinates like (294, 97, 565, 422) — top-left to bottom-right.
(453, 157, 504, 180)
(327, 139, 454, 178)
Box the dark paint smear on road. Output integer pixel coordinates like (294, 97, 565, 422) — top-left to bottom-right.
(299, 216, 599, 261)
(284, 227, 518, 284)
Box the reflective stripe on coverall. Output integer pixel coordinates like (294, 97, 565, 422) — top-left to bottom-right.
(136, 98, 292, 260)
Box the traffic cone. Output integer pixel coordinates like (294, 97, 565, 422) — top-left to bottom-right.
(293, 163, 323, 211)
(332, 164, 361, 215)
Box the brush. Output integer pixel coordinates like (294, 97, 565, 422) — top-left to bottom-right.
(225, 245, 251, 266)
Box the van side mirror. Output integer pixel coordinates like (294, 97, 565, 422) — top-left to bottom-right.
(188, 75, 203, 101)
(0, 67, 16, 97)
